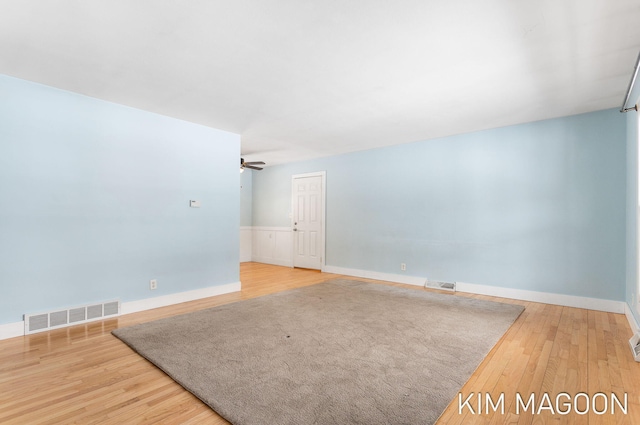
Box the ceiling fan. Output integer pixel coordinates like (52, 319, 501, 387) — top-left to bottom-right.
(240, 158, 265, 172)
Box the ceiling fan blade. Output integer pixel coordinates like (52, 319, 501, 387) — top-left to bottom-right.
(245, 165, 263, 170)
(245, 161, 265, 165)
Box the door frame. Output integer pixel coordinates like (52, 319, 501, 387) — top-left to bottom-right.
(291, 171, 326, 270)
(636, 111, 640, 311)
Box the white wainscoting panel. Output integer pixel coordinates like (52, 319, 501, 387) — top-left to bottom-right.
(240, 226, 252, 263)
(252, 227, 293, 267)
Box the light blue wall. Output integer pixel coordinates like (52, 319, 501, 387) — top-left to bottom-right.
(253, 109, 626, 301)
(0, 75, 240, 325)
(252, 167, 293, 227)
(626, 110, 639, 324)
(240, 169, 253, 226)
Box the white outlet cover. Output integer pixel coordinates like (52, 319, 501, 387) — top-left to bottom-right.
(190, 200, 201, 208)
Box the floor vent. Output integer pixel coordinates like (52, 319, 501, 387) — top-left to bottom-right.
(629, 333, 640, 362)
(24, 300, 120, 335)
(425, 280, 456, 292)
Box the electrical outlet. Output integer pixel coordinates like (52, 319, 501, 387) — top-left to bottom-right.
(149, 279, 157, 290)
(400, 263, 406, 271)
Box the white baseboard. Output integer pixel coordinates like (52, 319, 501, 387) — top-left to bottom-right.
(455, 281, 624, 314)
(121, 281, 241, 315)
(322, 265, 427, 287)
(0, 281, 241, 341)
(625, 302, 640, 334)
(322, 265, 625, 314)
(251, 257, 293, 268)
(0, 321, 25, 340)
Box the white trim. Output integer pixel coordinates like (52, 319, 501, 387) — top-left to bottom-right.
(251, 257, 293, 267)
(0, 281, 241, 341)
(251, 226, 291, 232)
(322, 265, 427, 287)
(636, 111, 640, 307)
(0, 321, 25, 340)
(121, 281, 241, 315)
(291, 171, 327, 270)
(455, 281, 625, 314)
(323, 265, 625, 314)
(626, 302, 640, 333)
(292, 171, 327, 179)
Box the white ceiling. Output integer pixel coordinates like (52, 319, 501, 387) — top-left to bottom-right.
(1, 1, 639, 165)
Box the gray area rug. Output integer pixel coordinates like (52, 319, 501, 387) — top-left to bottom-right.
(112, 279, 524, 425)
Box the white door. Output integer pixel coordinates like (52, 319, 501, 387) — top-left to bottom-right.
(292, 173, 325, 270)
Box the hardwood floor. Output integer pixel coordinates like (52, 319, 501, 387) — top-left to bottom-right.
(1, 262, 639, 424)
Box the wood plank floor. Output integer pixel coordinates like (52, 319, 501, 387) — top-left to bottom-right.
(1, 262, 639, 424)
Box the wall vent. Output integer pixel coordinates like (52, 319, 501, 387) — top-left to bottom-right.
(24, 300, 120, 335)
(425, 279, 456, 292)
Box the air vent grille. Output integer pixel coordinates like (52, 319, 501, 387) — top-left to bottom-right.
(24, 300, 120, 335)
(104, 301, 119, 316)
(630, 333, 640, 362)
(49, 311, 68, 327)
(425, 280, 456, 292)
(87, 304, 103, 320)
(28, 314, 48, 333)
(69, 307, 86, 323)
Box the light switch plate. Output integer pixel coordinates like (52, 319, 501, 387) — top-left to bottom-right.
(190, 200, 201, 208)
